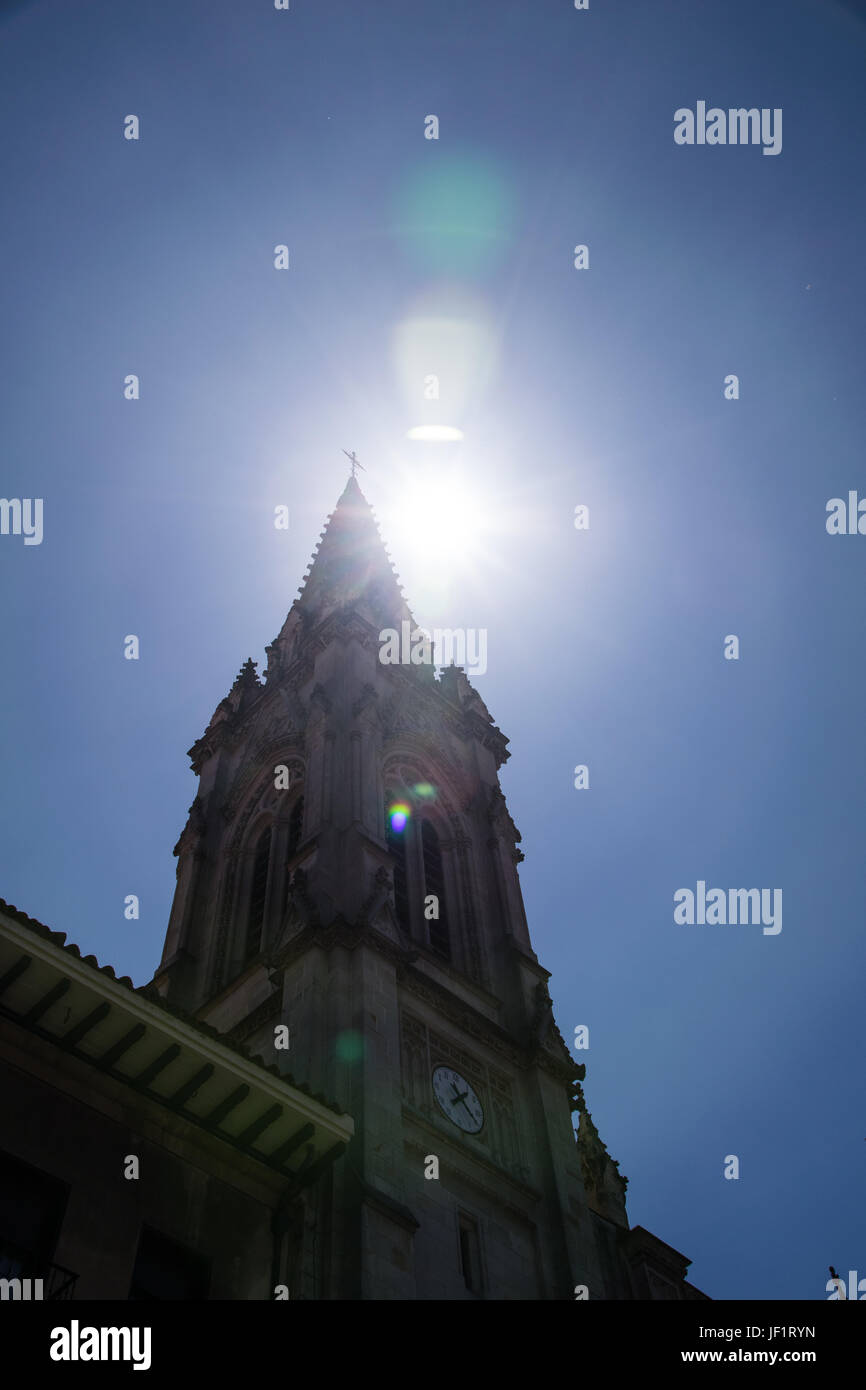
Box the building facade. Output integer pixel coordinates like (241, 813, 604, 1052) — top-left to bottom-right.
(151, 474, 705, 1300)
(0, 473, 705, 1300)
(0, 899, 352, 1300)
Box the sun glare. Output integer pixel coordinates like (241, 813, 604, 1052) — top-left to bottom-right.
(387, 471, 485, 566)
(373, 450, 529, 612)
(406, 425, 464, 442)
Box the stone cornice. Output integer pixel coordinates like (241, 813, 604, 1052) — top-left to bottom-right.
(406, 956, 577, 1092)
(275, 606, 512, 763)
(505, 938, 546, 976)
(402, 1120, 541, 1209)
(401, 966, 526, 1068)
(358, 1179, 420, 1233)
(226, 991, 283, 1044)
(268, 917, 577, 1097)
(404, 948, 503, 1016)
(270, 918, 416, 975)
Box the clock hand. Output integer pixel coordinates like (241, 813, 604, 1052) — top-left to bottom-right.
(447, 1081, 478, 1121)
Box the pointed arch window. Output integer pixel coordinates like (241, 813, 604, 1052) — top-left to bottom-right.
(282, 793, 305, 916)
(422, 820, 450, 960)
(385, 795, 411, 935)
(287, 795, 305, 859)
(245, 825, 271, 961)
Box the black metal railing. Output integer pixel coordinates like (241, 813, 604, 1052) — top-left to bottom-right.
(0, 1240, 78, 1300)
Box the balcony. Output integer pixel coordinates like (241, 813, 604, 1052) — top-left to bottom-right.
(0, 1241, 78, 1300)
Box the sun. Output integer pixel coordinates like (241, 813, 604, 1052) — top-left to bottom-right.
(373, 454, 528, 613)
(384, 469, 487, 568)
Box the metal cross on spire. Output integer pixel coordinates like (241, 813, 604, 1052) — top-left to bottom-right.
(342, 449, 365, 478)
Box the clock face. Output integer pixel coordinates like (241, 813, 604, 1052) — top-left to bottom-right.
(431, 1065, 484, 1134)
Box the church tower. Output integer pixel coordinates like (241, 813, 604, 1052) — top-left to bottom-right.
(152, 472, 703, 1301)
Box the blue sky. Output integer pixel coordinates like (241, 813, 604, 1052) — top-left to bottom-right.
(1, 0, 864, 1300)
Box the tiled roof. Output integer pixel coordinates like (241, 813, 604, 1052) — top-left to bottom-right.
(0, 897, 347, 1119)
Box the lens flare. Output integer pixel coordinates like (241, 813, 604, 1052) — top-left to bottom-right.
(388, 803, 410, 833)
(335, 1030, 365, 1063)
(392, 299, 499, 420)
(392, 155, 516, 275)
(406, 425, 464, 442)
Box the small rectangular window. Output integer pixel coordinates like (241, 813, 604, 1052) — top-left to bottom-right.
(458, 1213, 482, 1292)
(128, 1226, 210, 1300)
(0, 1149, 69, 1277)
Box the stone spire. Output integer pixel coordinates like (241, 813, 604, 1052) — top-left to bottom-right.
(296, 475, 408, 621)
(263, 474, 418, 687)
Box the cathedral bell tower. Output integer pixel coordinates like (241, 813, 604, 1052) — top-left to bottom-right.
(152, 470, 698, 1300)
